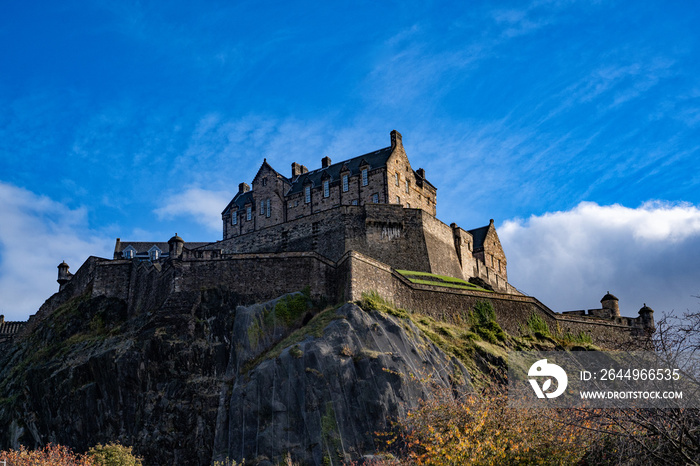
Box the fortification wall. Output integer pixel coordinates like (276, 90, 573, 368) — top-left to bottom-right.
(351, 205, 433, 273)
(340, 251, 649, 346)
(20, 257, 103, 337)
(421, 212, 467, 280)
(176, 252, 341, 305)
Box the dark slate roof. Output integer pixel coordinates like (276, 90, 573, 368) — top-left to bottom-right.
(467, 225, 490, 251)
(286, 147, 393, 195)
(223, 190, 254, 214)
(114, 241, 210, 256)
(115, 242, 169, 255)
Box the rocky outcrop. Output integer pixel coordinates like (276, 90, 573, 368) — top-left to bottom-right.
(0, 289, 468, 465)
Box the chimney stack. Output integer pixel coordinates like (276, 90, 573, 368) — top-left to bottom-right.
(238, 183, 250, 194)
(390, 130, 403, 149)
(417, 168, 426, 179)
(322, 156, 332, 168)
(292, 163, 309, 177)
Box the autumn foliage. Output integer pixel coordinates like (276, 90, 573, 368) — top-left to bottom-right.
(0, 443, 142, 466)
(383, 388, 596, 466)
(0, 444, 94, 466)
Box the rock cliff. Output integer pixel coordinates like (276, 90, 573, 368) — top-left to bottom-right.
(0, 288, 469, 465)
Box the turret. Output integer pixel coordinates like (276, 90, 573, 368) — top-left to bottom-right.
(57, 261, 72, 291)
(601, 291, 620, 317)
(639, 303, 655, 331)
(168, 233, 185, 259)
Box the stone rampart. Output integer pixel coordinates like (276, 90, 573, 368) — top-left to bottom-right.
(21, 249, 650, 348)
(338, 251, 653, 346)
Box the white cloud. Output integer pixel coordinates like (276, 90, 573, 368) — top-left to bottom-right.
(0, 183, 113, 321)
(155, 186, 232, 232)
(499, 202, 700, 317)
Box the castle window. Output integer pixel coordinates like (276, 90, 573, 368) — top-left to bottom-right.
(246, 206, 252, 221)
(266, 199, 271, 217)
(305, 186, 311, 203)
(123, 247, 135, 259)
(342, 174, 349, 192)
(323, 180, 330, 198)
(407, 203, 410, 208)
(405, 180, 409, 193)
(361, 169, 368, 186)
(396, 195, 400, 204)
(149, 246, 161, 261)
(395, 172, 399, 186)
(232, 212, 238, 225)
(498, 259, 501, 272)
(260, 200, 265, 215)
(372, 194, 379, 203)
(262, 177, 267, 186)
(352, 199, 358, 205)
(295, 200, 299, 207)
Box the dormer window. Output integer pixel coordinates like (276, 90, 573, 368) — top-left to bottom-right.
(246, 205, 252, 220)
(305, 185, 311, 203)
(323, 180, 330, 197)
(122, 246, 136, 259)
(361, 168, 368, 186)
(342, 174, 349, 192)
(149, 246, 161, 261)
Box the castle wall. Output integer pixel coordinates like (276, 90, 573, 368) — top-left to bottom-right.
(175, 253, 340, 305)
(420, 213, 467, 280)
(339, 251, 649, 347)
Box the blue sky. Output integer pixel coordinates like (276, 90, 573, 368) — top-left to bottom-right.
(1, 0, 699, 321)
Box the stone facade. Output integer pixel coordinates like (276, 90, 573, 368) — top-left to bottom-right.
(7, 129, 653, 347)
(221, 130, 437, 240)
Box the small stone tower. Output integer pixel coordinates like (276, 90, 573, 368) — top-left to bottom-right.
(601, 291, 620, 317)
(639, 303, 655, 331)
(168, 233, 185, 259)
(57, 261, 72, 291)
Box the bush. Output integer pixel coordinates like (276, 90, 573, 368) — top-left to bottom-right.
(87, 443, 142, 466)
(383, 388, 595, 465)
(526, 313, 551, 338)
(469, 301, 506, 343)
(0, 444, 93, 466)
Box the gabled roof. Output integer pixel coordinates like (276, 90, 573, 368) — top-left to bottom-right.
(222, 190, 254, 215)
(286, 147, 393, 195)
(467, 225, 491, 251)
(254, 158, 288, 183)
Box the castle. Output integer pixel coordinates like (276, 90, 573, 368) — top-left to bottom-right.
(2, 130, 654, 344)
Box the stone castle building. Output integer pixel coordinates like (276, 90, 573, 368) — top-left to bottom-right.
(1, 130, 655, 345)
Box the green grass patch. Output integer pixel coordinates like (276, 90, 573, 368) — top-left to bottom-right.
(396, 270, 492, 292)
(358, 291, 409, 319)
(527, 313, 551, 338)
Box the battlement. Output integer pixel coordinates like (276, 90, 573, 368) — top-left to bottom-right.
(30, 248, 654, 349)
(0, 315, 25, 343)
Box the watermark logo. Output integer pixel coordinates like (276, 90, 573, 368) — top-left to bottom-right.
(528, 359, 568, 398)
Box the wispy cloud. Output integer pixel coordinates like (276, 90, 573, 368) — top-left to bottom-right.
(155, 186, 232, 232)
(0, 182, 113, 321)
(499, 202, 700, 317)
